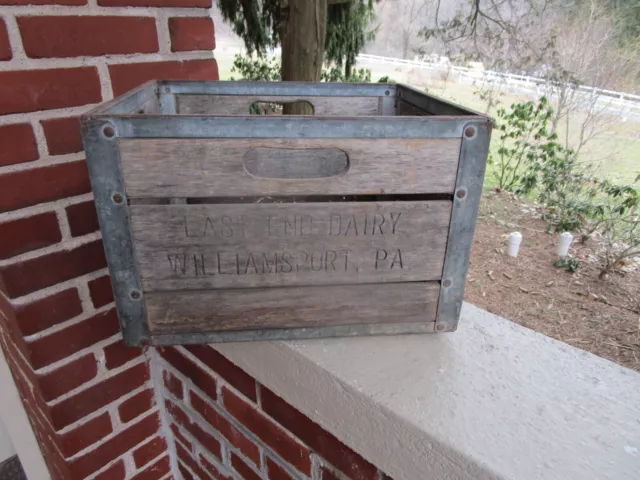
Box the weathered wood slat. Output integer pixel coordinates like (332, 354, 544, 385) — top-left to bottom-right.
(130, 201, 452, 291)
(397, 98, 429, 116)
(244, 147, 349, 179)
(145, 282, 439, 334)
(119, 138, 461, 197)
(176, 94, 381, 116)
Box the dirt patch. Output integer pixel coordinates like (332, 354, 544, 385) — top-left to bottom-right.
(465, 191, 640, 371)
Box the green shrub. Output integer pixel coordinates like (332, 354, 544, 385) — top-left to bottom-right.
(490, 97, 555, 192)
(229, 54, 373, 83)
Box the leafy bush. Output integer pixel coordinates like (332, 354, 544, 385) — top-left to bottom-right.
(529, 142, 600, 233)
(490, 97, 555, 192)
(553, 257, 581, 273)
(589, 182, 640, 278)
(229, 54, 374, 83)
(320, 65, 372, 83)
(229, 55, 281, 81)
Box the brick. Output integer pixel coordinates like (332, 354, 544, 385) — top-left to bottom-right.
(0, 311, 31, 358)
(176, 442, 213, 480)
(261, 388, 378, 480)
(69, 412, 159, 478)
(0, 0, 86, 4)
(267, 457, 295, 480)
(190, 391, 260, 466)
(59, 412, 113, 457)
(133, 436, 167, 468)
(230, 452, 260, 480)
(88, 275, 114, 308)
(163, 369, 183, 399)
(109, 59, 218, 96)
(321, 467, 341, 480)
(0, 160, 91, 214)
(186, 345, 256, 401)
(199, 454, 232, 480)
(118, 388, 154, 423)
(131, 455, 171, 480)
(0, 239, 105, 298)
(0, 212, 61, 260)
(99, 0, 210, 7)
(14, 288, 82, 336)
(222, 387, 310, 474)
(0, 67, 100, 115)
(179, 463, 195, 480)
(170, 423, 192, 450)
(165, 399, 221, 460)
(0, 18, 10, 60)
(94, 460, 126, 480)
(50, 362, 149, 429)
(157, 347, 217, 401)
(41, 117, 83, 156)
(169, 17, 214, 52)
(27, 308, 119, 369)
(0, 124, 38, 166)
(66, 200, 99, 237)
(38, 353, 98, 401)
(105, 339, 143, 370)
(19, 16, 159, 59)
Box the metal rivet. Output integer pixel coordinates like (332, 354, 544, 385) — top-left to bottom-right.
(436, 324, 446, 332)
(102, 124, 115, 138)
(464, 126, 476, 138)
(385, 90, 390, 96)
(130, 290, 141, 300)
(443, 279, 452, 288)
(112, 193, 124, 204)
(456, 188, 467, 199)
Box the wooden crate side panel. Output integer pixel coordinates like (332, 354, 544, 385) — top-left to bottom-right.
(145, 282, 439, 334)
(118, 138, 462, 197)
(176, 94, 381, 116)
(130, 201, 452, 291)
(397, 98, 430, 116)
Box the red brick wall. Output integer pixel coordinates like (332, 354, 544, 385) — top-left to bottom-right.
(156, 346, 391, 480)
(0, 0, 217, 477)
(1, 3, 392, 480)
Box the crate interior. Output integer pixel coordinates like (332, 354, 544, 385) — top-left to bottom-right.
(103, 80, 481, 118)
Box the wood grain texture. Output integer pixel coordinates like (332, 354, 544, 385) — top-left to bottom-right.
(244, 147, 349, 179)
(397, 98, 429, 116)
(176, 94, 380, 116)
(119, 138, 461, 197)
(130, 201, 452, 291)
(145, 282, 439, 333)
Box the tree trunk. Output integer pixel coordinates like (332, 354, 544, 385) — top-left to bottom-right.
(279, 0, 327, 114)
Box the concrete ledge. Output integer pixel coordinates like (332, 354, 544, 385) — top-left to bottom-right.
(216, 303, 640, 480)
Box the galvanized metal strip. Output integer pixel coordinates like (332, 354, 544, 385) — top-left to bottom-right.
(87, 81, 158, 116)
(81, 119, 148, 345)
(158, 91, 177, 115)
(397, 84, 486, 117)
(435, 119, 492, 332)
(109, 116, 471, 139)
(161, 80, 396, 97)
(149, 321, 436, 345)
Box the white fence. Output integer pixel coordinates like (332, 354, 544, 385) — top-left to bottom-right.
(357, 53, 640, 115)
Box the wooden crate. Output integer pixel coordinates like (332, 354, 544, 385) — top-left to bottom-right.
(81, 81, 491, 346)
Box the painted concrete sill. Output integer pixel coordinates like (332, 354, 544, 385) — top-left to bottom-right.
(217, 303, 640, 480)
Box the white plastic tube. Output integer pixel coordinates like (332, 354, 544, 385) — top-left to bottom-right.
(556, 232, 574, 257)
(507, 232, 522, 258)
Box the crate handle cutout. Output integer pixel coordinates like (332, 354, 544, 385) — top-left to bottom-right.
(249, 100, 315, 115)
(244, 147, 350, 179)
